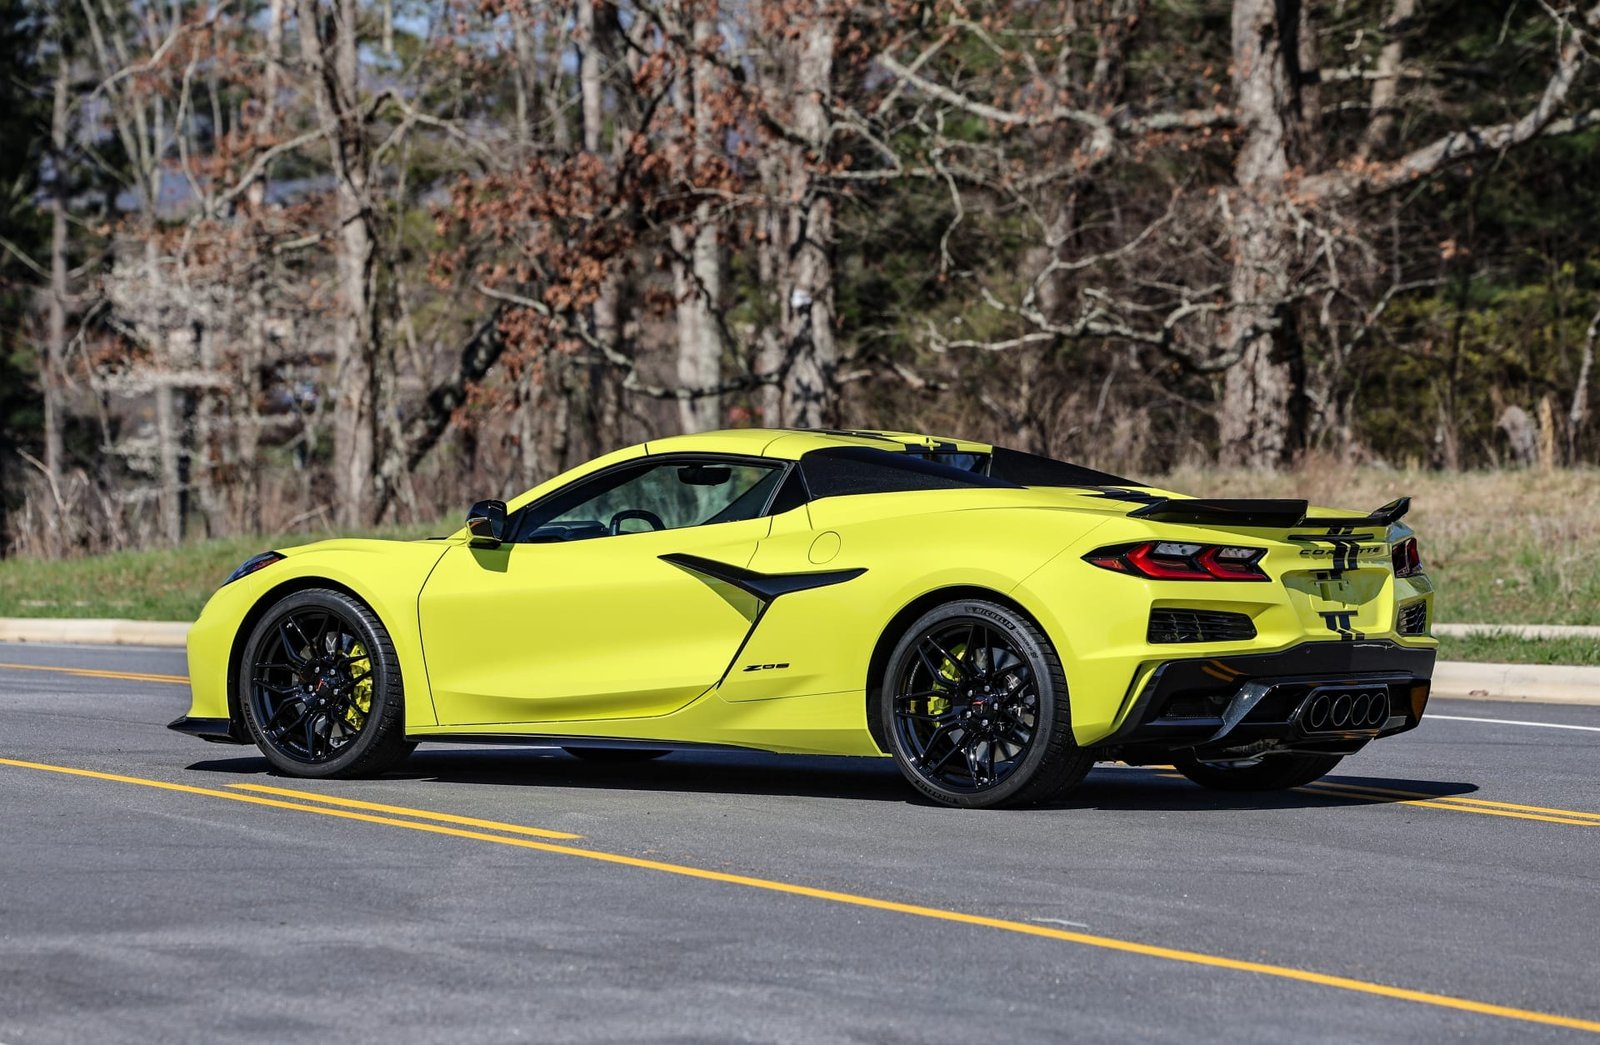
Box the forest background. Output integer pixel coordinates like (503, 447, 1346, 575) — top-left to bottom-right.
(1, 0, 1598, 562)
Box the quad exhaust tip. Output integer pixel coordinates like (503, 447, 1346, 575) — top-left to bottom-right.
(1306, 688, 1389, 732)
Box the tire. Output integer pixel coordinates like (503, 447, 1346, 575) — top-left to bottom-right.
(1171, 752, 1342, 791)
(878, 599, 1092, 808)
(562, 747, 670, 763)
(238, 588, 415, 778)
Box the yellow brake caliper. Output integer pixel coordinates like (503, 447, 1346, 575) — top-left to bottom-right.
(922, 642, 964, 717)
(344, 642, 373, 730)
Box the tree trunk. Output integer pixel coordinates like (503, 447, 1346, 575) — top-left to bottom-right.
(676, 212, 723, 433)
(579, 0, 623, 449)
(1218, 0, 1302, 467)
(578, 0, 604, 156)
(301, 0, 379, 527)
(44, 48, 69, 485)
(1570, 305, 1600, 462)
(155, 378, 184, 544)
(671, 10, 723, 434)
(511, 12, 534, 153)
(1357, 0, 1416, 161)
(756, 197, 785, 427)
(778, 13, 838, 430)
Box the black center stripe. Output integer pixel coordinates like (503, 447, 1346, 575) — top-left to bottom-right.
(1318, 609, 1366, 641)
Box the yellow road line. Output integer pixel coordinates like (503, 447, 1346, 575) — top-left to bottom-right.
(1155, 770, 1599, 829)
(3, 756, 1598, 1035)
(1296, 785, 1597, 827)
(1310, 780, 1600, 823)
(0, 662, 189, 686)
(0, 757, 579, 841)
(229, 782, 581, 840)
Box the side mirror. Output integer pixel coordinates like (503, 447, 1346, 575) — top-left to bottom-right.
(466, 499, 507, 546)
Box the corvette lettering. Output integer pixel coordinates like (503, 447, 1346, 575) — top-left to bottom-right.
(1297, 545, 1386, 558)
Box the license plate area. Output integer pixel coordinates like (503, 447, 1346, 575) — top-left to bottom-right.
(1282, 570, 1388, 635)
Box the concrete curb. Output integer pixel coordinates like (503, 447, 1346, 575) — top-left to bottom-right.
(1430, 660, 1600, 705)
(1435, 623, 1600, 640)
(0, 618, 189, 648)
(1, 617, 1597, 705)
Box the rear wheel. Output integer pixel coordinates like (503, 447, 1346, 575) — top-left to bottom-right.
(878, 599, 1091, 808)
(239, 588, 414, 778)
(562, 747, 670, 763)
(1172, 752, 1342, 791)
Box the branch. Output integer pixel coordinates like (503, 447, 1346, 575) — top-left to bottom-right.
(876, 52, 1234, 138)
(0, 234, 48, 278)
(473, 283, 778, 401)
(1312, 107, 1600, 201)
(400, 311, 506, 473)
(210, 128, 330, 211)
(1307, 4, 1600, 200)
(877, 53, 1109, 132)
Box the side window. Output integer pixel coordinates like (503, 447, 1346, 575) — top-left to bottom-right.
(512, 460, 784, 543)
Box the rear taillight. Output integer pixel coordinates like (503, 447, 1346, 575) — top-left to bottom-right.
(1084, 541, 1268, 581)
(1393, 537, 1423, 578)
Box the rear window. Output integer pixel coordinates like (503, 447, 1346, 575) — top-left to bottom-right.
(799, 447, 1019, 499)
(986, 446, 1140, 488)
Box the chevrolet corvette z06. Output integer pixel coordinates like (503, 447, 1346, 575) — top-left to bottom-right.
(172, 428, 1435, 808)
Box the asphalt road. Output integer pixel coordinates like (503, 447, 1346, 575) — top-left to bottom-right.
(2, 642, 1598, 1043)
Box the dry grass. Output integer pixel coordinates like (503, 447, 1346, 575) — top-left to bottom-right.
(0, 522, 446, 621)
(1160, 459, 1600, 626)
(4, 464, 1597, 641)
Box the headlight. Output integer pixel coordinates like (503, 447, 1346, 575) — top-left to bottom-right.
(223, 551, 284, 587)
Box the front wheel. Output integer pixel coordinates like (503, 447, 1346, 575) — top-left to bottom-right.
(878, 599, 1092, 808)
(239, 588, 415, 778)
(1171, 752, 1343, 791)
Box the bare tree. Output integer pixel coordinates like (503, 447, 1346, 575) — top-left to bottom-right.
(775, 3, 838, 428)
(298, 0, 382, 526)
(672, 5, 726, 433)
(44, 37, 70, 487)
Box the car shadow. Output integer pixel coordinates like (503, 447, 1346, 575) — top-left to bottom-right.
(1038, 768, 1480, 812)
(188, 748, 1479, 811)
(188, 747, 915, 803)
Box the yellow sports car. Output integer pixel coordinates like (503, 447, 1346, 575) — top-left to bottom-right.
(171, 429, 1436, 808)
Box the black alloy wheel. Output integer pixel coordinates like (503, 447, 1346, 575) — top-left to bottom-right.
(239, 588, 414, 778)
(880, 599, 1091, 808)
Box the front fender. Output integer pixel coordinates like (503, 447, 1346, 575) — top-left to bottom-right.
(183, 539, 455, 735)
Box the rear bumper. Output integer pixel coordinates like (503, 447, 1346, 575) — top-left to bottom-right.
(1097, 640, 1435, 759)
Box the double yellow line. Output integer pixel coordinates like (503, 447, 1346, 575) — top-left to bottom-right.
(2, 754, 1599, 1035)
(8, 659, 1573, 829)
(0, 661, 189, 686)
(1298, 780, 1600, 828)
(1142, 767, 1600, 830)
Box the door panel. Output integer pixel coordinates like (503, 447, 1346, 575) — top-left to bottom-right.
(419, 519, 770, 725)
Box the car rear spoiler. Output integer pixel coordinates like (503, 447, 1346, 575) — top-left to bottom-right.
(1128, 496, 1410, 529)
